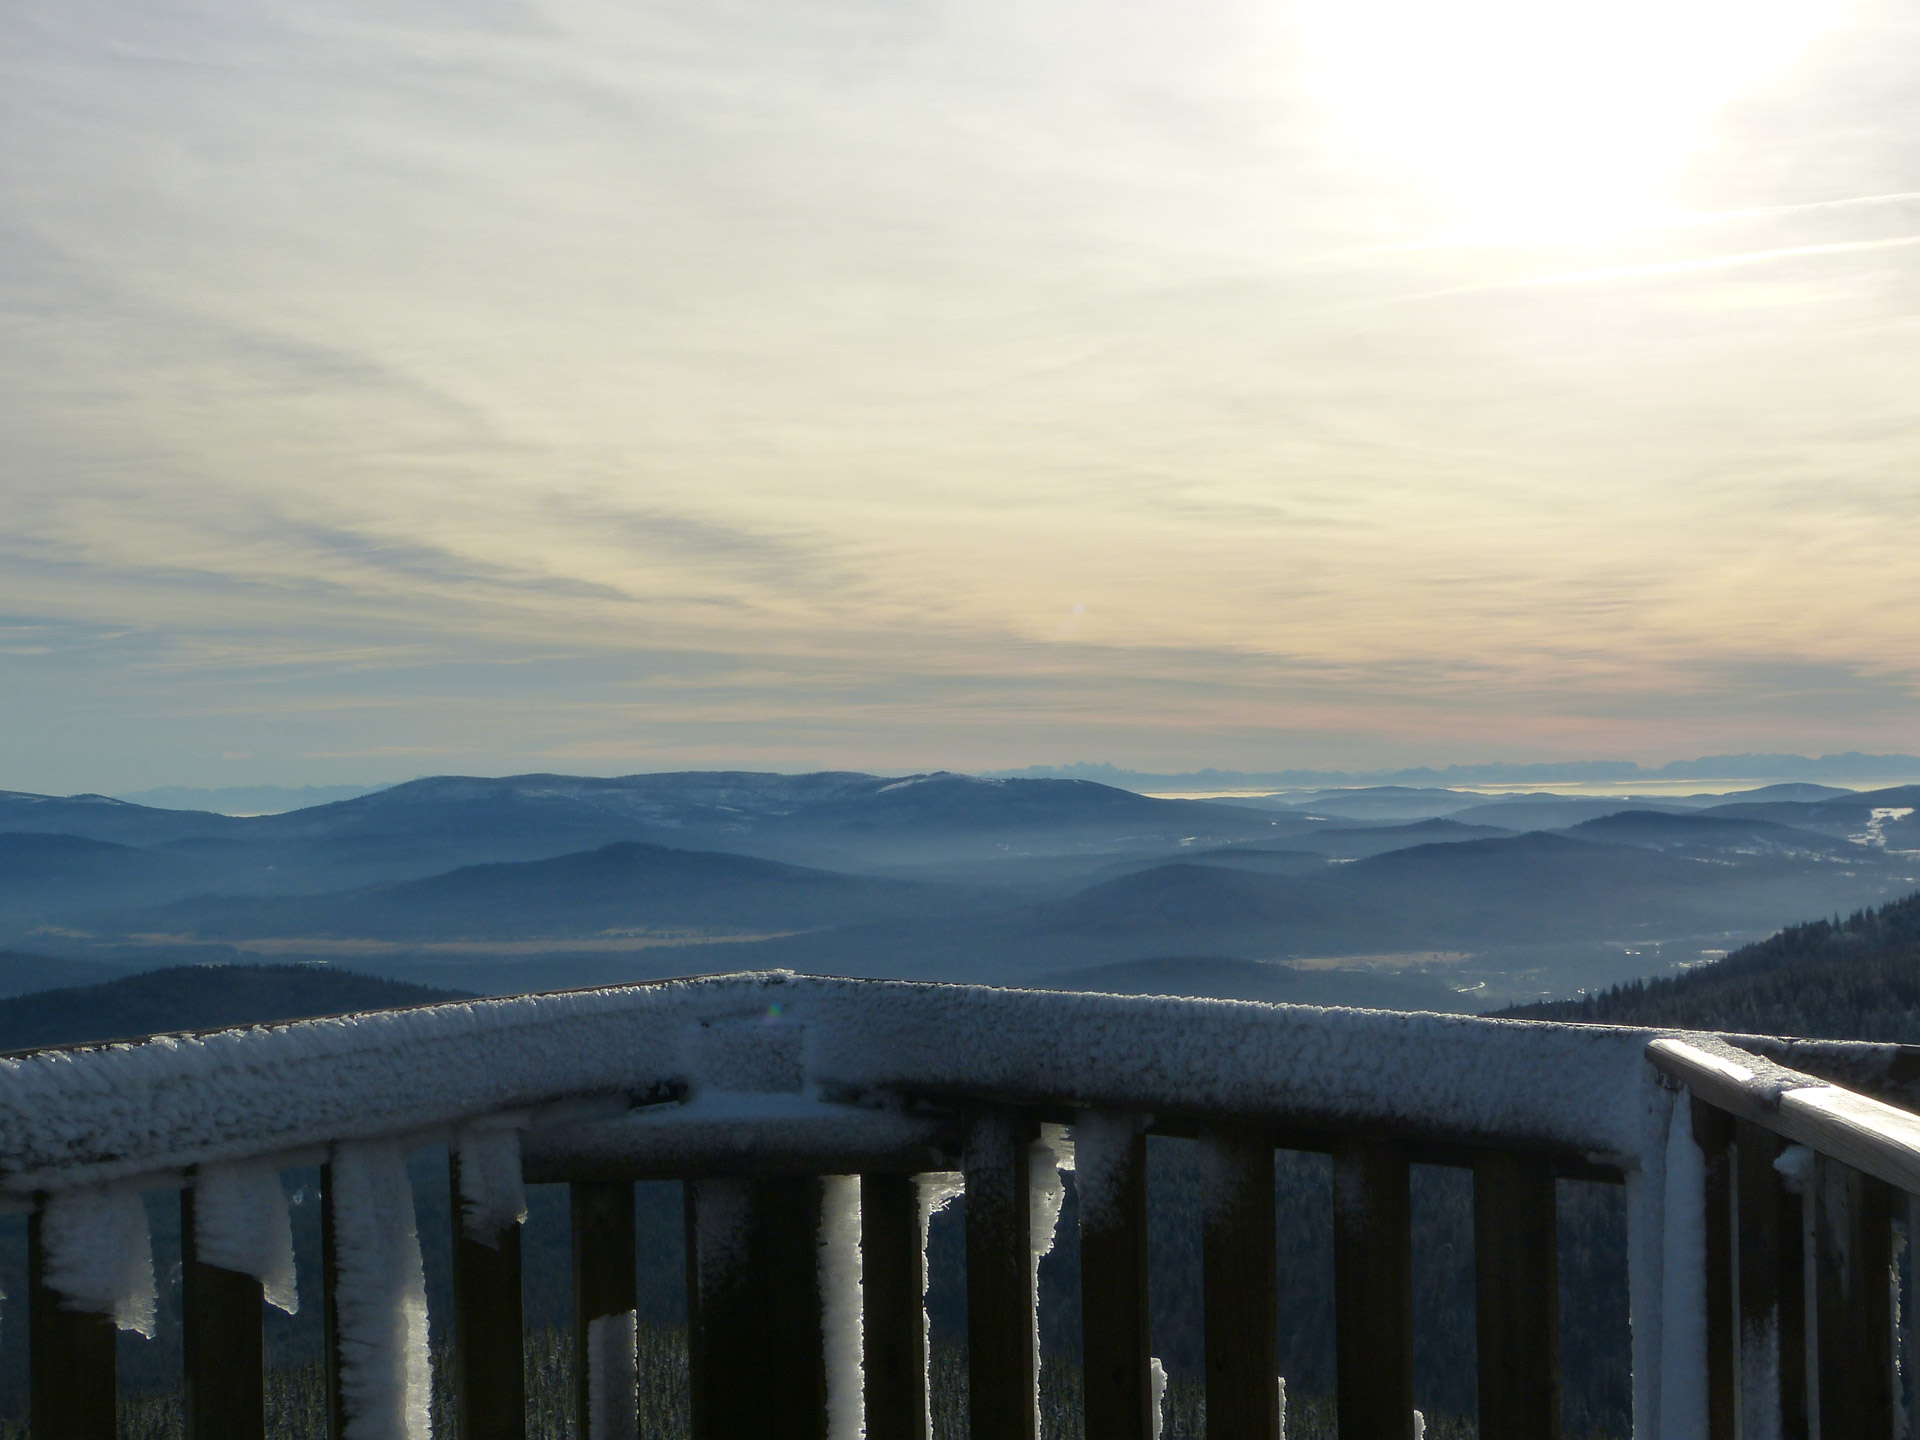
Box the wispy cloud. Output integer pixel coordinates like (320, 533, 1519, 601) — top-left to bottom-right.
(2, 0, 1917, 790)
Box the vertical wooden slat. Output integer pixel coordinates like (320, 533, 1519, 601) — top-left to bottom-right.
(1736, 1120, 1808, 1440)
(759, 1175, 831, 1440)
(965, 1108, 1037, 1440)
(1472, 1150, 1559, 1440)
(1202, 1126, 1278, 1440)
(28, 1202, 118, 1440)
(181, 1185, 267, 1440)
(321, 1161, 345, 1440)
(450, 1150, 527, 1440)
(1693, 1100, 1737, 1440)
(1080, 1116, 1153, 1440)
(1814, 1155, 1896, 1439)
(863, 1173, 930, 1440)
(1333, 1136, 1413, 1440)
(573, 1179, 639, 1440)
(688, 1176, 830, 1440)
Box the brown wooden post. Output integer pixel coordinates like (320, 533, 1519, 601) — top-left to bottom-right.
(320, 1161, 345, 1440)
(687, 1176, 830, 1440)
(450, 1150, 527, 1440)
(181, 1185, 267, 1440)
(1736, 1120, 1808, 1440)
(759, 1176, 831, 1440)
(1472, 1150, 1559, 1440)
(1333, 1136, 1413, 1440)
(28, 1202, 118, 1440)
(965, 1108, 1037, 1440)
(1693, 1100, 1736, 1440)
(1202, 1126, 1279, 1440)
(1080, 1114, 1154, 1440)
(1813, 1155, 1896, 1439)
(863, 1173, 930, 1440)
(573, 1179, 638, 1440)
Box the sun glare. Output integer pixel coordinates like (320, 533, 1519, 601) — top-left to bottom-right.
(1297, 0, 1847, 243)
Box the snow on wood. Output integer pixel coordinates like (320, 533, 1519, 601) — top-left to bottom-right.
(194, 1157, 298, 1312)
(819, 1174, 865, 1440)
(453, 1123, 526, 1244)
(0, 975, 1678, 1196)
(37, 1181, 155, 1334)
(329, 1139, 431, 1440)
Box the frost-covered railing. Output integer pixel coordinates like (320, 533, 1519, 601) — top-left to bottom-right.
(3, 971, 1917, 1440)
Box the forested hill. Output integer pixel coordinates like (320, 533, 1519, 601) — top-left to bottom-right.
(1503, 889, 1920, 1041)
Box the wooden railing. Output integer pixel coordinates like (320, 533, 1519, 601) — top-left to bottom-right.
(2, 971, 1916, 1440)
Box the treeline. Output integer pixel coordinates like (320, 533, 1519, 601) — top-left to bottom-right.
(1504, 889, 1920, 1039)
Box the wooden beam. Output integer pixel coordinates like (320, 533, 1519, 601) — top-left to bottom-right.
(28, 1203, 117, 1440)
(450, 1151, 527, 1440)
(1735, 1120, 1808, 1440)
(1333, 1136, 1413, 1440)
(687, 1176, 830, 1440)
(1202, 1127, 1279, 1440)
(862, 1173, 929, 1440)
(1472, 1149, 1559, 1440)
(1813, 1155, 1896, 1439)
(965, 1109, 1037, 1440)
(1080, 1115, 1153, 1440)
(572, 1179, 638, 1440)
(181, 1185, 266, 1440)
(1693, 1100, 1736, 1440)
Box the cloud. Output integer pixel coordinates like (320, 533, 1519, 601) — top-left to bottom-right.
(1, 0, 1917, 790)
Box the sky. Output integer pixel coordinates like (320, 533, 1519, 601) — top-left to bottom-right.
(3, 0, 1918, 793)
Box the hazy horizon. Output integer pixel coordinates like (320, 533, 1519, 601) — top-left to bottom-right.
(5, 0, 1916, 793)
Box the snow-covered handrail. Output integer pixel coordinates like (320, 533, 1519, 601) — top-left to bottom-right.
(1648, 1036, 1920, 1195)
(0, 971, 1910, 1440)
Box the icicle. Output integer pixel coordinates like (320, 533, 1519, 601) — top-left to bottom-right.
(1659, 1089, 1709, 1439)
(38, 1183, 156, 1335)
(453, 1123, 526, 1245)
(328, 1140, 431, 1440)
(1412, 1408, 1425, 1440)
(818, 1175, 865, 1440)
(1277, 1375, 1288, 1440)
(195, 1158, 299, 1313)
(1149, 1357, 1168, 1440)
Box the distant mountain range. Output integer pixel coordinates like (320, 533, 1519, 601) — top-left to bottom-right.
(1, 770, 1915, 1010)
(990, 754, 1920, 789)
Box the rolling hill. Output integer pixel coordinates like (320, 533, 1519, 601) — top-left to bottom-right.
(119, 841, 972, 941)
(0, 964, 471, 1052)
(1503, 890, 1920, 1041)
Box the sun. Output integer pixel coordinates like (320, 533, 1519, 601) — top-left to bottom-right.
(1295, 0, 1847, 243)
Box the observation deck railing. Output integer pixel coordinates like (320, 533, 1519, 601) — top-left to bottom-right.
(2, 970, 1917, 1440)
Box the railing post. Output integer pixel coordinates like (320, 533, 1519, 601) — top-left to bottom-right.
(320, 1161, 345, 1440)
(181, 1186, 267, 1440)
(1202, 1126, 1279, 1440)
(1333, 1136, 1413, 1440)
(1736, 1120, 1808, 1440)
(1694, 1100, 1736, 1440)
(1079, 1113, 1154, 1440)
(965, 1108, 1037, 1440)
(862, 1173, 930, 1440)
(1813, 1155, 1896, 1438)
(573, 1179, 639, 1440)
(28, 1202, 118, 1440)
(451, 1150, 527, 1440)
(1472, 1150, 1559, 1440)
(687, 1176, 831, 1440)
